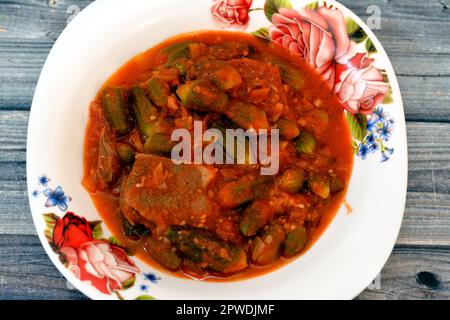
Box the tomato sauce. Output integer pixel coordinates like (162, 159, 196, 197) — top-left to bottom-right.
(82, 31, 353, 281)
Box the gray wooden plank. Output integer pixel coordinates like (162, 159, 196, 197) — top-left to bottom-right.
(0, 235, 88, 300)
(399, 193, 450, 246)
(0, 0, 92, 38)
(1, 235, 448, 300)
(339, 0, 450, 53)
(408, 122, 450, 195)
(358, 245, 450, 300)
(399, 76, 450, 123)
(0, 111, 27, 162)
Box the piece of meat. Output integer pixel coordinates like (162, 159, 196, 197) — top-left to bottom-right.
(120, 154, 217, 235)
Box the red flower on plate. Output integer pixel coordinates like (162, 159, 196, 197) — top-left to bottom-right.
(334, 53, 390, 115)
(44, 211, 140, 295)
(52, 212, 93, 250)
(269, 6, 356, 87)
(61, 241, 140, 295)
(211, 0, 253, 28)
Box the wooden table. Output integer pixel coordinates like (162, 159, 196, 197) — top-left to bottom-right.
(0, 0, 448, 300)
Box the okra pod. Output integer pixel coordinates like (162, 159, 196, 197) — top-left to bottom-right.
(239, 200, 275, 237)
(102, 87, 132, 136)
(227, 102, 269, 130)
(250, 224, 285, 265)
(131, 87, 159, 139)
(167, 226, 248, 274)
(295, 131, 317, 155)
(145, 78, 170, 107)
(307, 176, 330, 199)
(196, 61, 242, 90)
(278, 168, 305, 193)
(283, 226, 308, 258)
(122, 219, 149, 240)
(144, 132, 175, 155)
(176, 79, 229, 112)
(161, 41, 192, 65)
(217, 177, 262, 209)
(116, 143, 135, 165)
(145, 237, 182, 271)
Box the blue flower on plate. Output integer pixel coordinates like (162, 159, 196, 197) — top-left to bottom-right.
(143, 273, 161, 284)
(366, 133, 376, 144)
(43, 186, 71, 211)
(381, 147, 394, 162)
(366, 116, 378, 132)
(140, 284, 149, 291)
(369, 142, 379, 153)
(377, 121, 393, 141)
(357, 143, 370, 160)
(38, 175, 50, 187)
(373, 106, 388, 123)
(32, 190, 40, 198)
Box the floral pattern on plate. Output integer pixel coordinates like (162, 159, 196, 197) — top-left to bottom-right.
(35, 177, 157, 299)
(43, 212, 141, 296)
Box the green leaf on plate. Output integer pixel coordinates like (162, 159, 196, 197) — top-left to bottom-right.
(381, 70, 389, 83)
(346, 112, 368, 142)
(366, 38, 377, 53)
(90, 220, 103, 240)
(350, 28, 368, 43)
(265, 0, 292, 21)
(135, 295, 156, 300)
(346, 18, 367, 43)
(352, 140, 359, 154)
(379, 71, 393, 104)
(383, 86, 394, 104)
(43, 213, 59, 242)
(108, 236, 123, 247)
(345, 18, 360, 36)
(305, 1, 319, 10)
(122, 275, 136, 290)
(252, 27, 271, 41)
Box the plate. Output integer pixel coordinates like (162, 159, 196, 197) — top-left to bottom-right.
(27, 0, 407, 300)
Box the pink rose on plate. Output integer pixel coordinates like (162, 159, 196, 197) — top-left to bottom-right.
(211, 0, 253, 28)
(334, 53, 390, 115)
(61, 241, 140, 295)
(269, 7, 356, 87)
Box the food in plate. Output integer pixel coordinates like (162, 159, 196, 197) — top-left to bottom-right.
(82, 31, 353, 280)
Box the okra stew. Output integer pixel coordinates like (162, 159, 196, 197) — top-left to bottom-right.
(83, 31, 353, 281)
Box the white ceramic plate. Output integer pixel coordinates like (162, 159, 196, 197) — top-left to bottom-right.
(27, 0, 407, 300)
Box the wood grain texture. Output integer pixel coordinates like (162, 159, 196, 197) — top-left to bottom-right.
(358, 245, 450, 300)
(0, 235, 88, 300)
(0, 0, 449, 300)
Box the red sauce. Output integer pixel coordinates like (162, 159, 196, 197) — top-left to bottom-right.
(82, 31, 353, 281)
